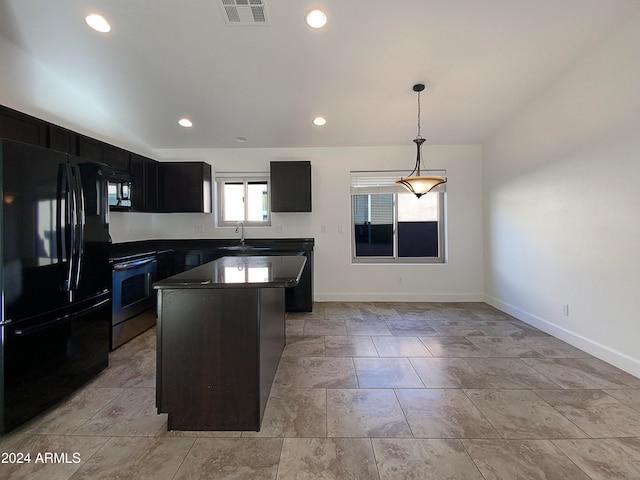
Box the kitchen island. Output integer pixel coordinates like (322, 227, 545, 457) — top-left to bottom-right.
(153, 255, 306, 431)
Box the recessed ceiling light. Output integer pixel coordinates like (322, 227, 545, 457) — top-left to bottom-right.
(178, 118, 193, 128)
(313, 116, 327, 126)
(85, 13, 111, 33)
(306, 9, 327, 29)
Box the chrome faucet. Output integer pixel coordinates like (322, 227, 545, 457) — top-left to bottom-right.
(235, 222, 245, 245)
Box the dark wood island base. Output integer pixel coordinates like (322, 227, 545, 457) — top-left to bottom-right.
(154, 255, 306, 431)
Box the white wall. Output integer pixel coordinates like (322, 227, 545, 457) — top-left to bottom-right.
(483, 12, 640, 376)
(146, 144, 484, 302)
(0, 33, 153, 157)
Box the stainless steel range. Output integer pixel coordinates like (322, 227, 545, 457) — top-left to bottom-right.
(111, 252, 157, 349)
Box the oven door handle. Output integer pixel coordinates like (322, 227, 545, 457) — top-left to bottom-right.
(112, 258, 157, 271)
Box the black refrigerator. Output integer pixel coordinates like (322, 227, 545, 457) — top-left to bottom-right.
(0, 139, 111, 434)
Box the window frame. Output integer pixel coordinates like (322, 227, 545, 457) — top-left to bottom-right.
(350, 170, 447, 264)
(216, 173, 271, 227)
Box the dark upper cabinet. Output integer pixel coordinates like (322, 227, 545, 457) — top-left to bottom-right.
(78, 135, 130, 171)
(48, 124, 77, 154)
(159, 162, 212, 213)
(0, 105, 47, 146)
(130, 153, 159, 212)
(270, 161, 311, 212)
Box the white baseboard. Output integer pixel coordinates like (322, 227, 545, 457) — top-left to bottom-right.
(485, 295, 640, 379)
(314, 292, 485, 303)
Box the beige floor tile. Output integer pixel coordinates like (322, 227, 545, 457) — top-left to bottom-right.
(419, 336, 488, 358)
(173, 437, 283, 480)
(427, 320, 486, 336)
(243, 387, 326, 438)
(516, 334, 592, 358)
(474, 320, 532, 336)
(409, 357, 481, 388)
(24, 387, 124, 435)
(70, 436, 194, 480)
(466, 335, 543, 358)
(327, 389, 412, 437)
(371, 336, 433, 357)
(523, 357, 640, 389)
(324, 335, 378, 357)
(535, 389, 640, 437)
(73, 388, 168, 436)
(0, 434, 108, 480)
(464, 389, 587, 439)
(354, 358, 424, 388)
(372, 438, 484, 480)
(345, 318, 393, 335)
(277, 438, 378, 480)
(384, 318, 439, 336)
(553, 437, 640, 480)
(396, 389, 500, 439)
(274, 356, 358, 388)
(282, 335, 325, 357)
(463, 357, 561, 389)
(463, 439, 591, 480)
(604, 388, 640, 411)
(303, 318, 347, 336)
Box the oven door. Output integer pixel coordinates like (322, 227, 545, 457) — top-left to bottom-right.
(112, 257, 157, 326)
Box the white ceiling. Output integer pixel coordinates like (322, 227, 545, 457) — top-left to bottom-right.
(0, 0, 638, 150)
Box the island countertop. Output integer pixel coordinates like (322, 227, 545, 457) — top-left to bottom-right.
(153, 255, 307, 289)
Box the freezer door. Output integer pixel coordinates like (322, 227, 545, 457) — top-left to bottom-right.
(0, 293, 110, 434)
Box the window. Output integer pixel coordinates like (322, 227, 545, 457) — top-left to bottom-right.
(216, 173, 270, 226)
(351, 171, 446, 263)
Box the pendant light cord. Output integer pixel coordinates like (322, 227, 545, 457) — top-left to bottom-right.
(417, 89, 422, 139)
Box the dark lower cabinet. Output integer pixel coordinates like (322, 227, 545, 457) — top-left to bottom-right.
(156, 287, 284, 431)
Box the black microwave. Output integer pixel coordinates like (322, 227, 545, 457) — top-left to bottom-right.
(105, 167, 132, 210)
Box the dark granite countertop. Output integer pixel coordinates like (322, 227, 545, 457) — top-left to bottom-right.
(153, 255, 307, 289)
(110, 238, 314, 260)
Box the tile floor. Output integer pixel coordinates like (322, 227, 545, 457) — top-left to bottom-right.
(2, 302, 640, 479)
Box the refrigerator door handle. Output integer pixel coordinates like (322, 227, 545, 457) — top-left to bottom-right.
(56, 164, 73, 292)
(70, 165, 85, 290)
(11, 297, 110, 336)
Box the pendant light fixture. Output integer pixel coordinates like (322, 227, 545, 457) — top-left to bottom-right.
(395, 84, 447, 198)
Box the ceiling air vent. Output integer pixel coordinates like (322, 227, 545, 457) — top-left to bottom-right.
(220, 0, 269, 25)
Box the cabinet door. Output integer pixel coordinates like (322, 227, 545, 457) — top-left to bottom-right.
(130, 154, 145, 210)
(131, 153, 160, 212)
(0, 105, 47, 146)
(160, 162, 212, 213)
(145, 160, 159, 211)
(77, 136, 104, 163)
(103, 144, 130, 171)
(78, 135, 130, 171)
(48, 124, 77, 154)
(270, 161, 311, 212)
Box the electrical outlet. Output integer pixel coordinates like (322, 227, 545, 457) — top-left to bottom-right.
(276, 226, 283, 233)
(397, 276, 403, 285)
(195, 225, 204, 234)
(561, 304, 569, 316)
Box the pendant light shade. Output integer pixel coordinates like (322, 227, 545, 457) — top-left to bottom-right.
(395, 84, 446, 198)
